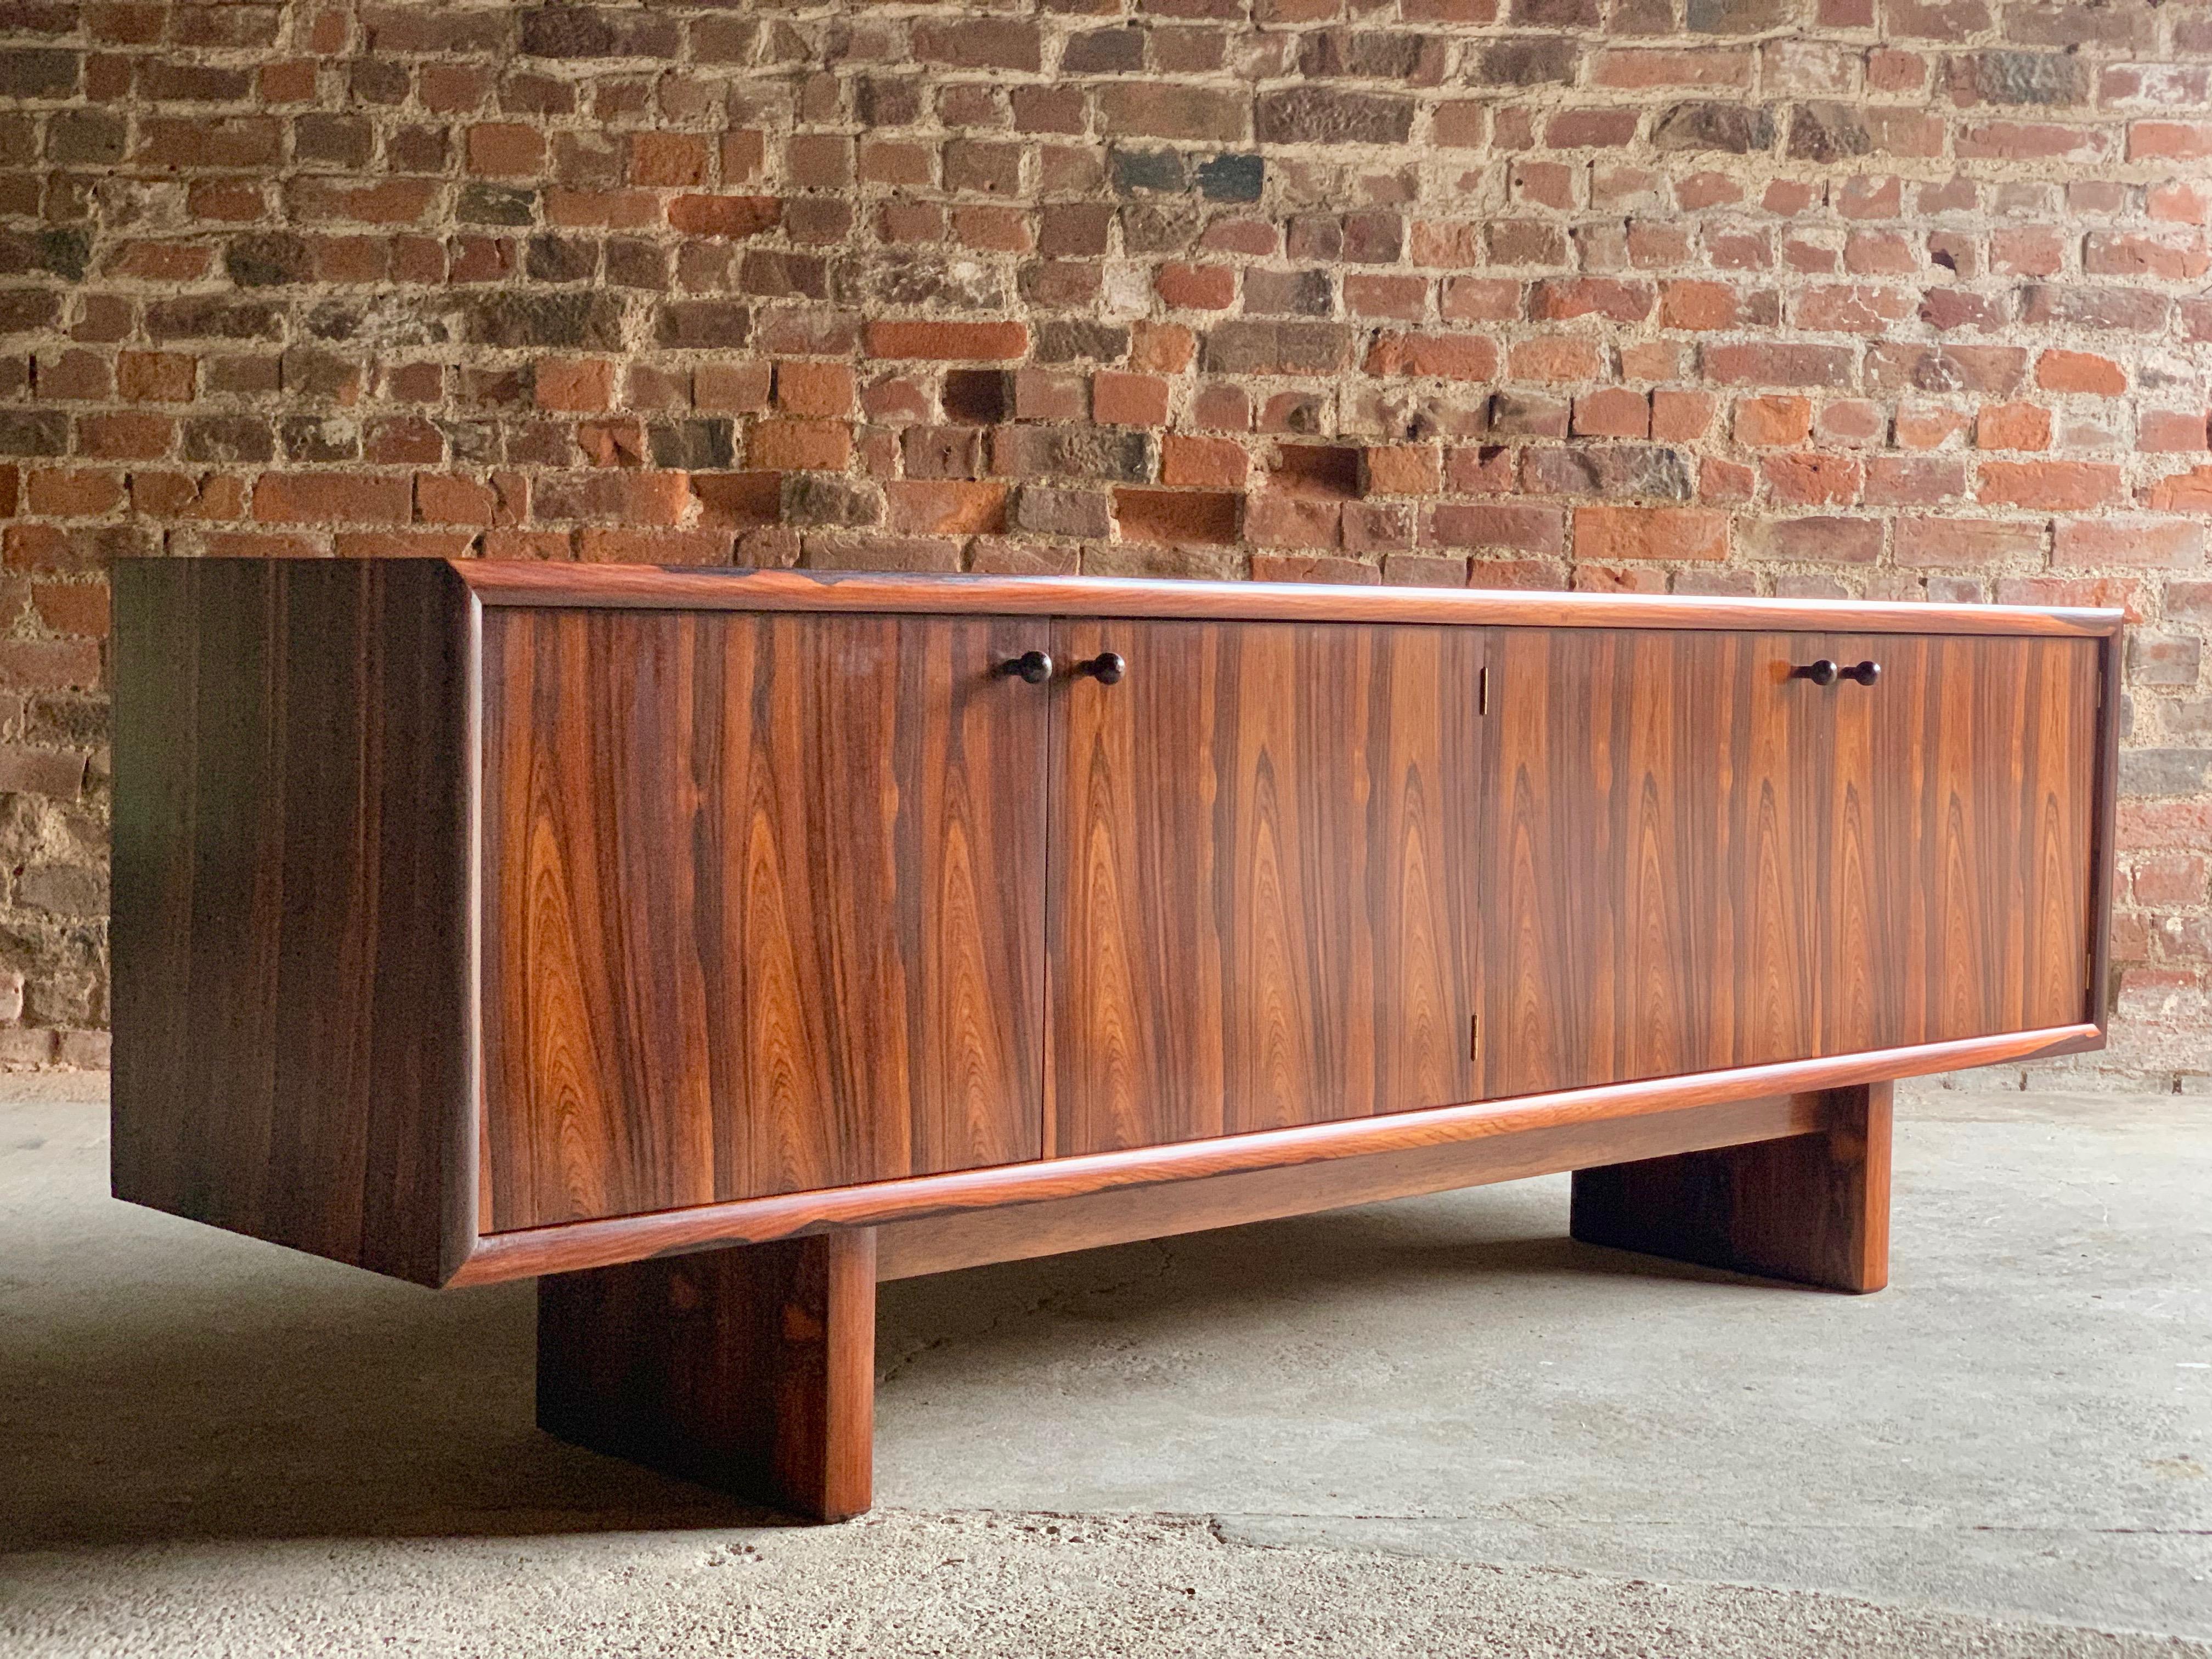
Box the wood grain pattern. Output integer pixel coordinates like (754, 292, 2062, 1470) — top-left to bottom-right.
(2087, 634, 2122, 1035)
(876, 1091, 1831, 1281)
(1048, 619, 1481, 1155)
(453, 561, 2121, 640)
(111, 557, 475, 1287)
(1481, 629, 2100, 1099)
(538, 1228, 876, 1521)
(480, 609, 1048, 1231)
(446, 1021, 2095, 1285)
(1850, 634, 2101, 1049)
(1570, 1081, 1892, 1293)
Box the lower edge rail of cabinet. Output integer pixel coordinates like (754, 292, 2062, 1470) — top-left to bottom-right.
(447, 1023, 2096, 1288)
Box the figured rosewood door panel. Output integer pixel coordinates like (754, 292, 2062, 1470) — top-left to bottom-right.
(1048, 620, 1482, 1156)
(1838, 633, 2100, 1051)
(481, 610, 1049, 1231)
(1482, 628, 2099, 1101)
(1479, 629, 1840, 1099)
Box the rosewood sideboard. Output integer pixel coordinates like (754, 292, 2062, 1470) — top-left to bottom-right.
(112, 559, 2119, 1522)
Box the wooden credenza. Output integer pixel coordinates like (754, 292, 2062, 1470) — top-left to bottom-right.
(112, 560, 2118, 1521)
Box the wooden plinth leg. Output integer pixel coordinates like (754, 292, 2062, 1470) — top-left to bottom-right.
(1569, 1084, 1892, 1294)
(536, 1228, 877, 1521)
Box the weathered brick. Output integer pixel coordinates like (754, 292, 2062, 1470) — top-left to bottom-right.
(0, 0, 2204, 1075)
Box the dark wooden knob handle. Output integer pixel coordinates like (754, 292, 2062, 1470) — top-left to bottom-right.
(1791, 659, 1880, 688)
(1001, 650, 1053, 685)
(1076, 651, 1126, 685)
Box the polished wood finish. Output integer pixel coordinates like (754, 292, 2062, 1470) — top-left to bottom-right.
(455, 561, 2119, 639)
(447, 1021, 2092, 1286)
(1855, 634, 2101, 1049)
(112, 558, 2118, 1526)
(479, 608, 1047, 1230)
(538, 1228, 876, 1520)
(1048, 619, 1480, 1155)
(1480, 629, 2099, 1101)
(876, 1091, 1832, 1282)
(111, 558, 476, 1286)
(1570, 1081, 1892, 1293)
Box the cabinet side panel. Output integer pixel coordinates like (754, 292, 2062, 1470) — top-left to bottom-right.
(110, 558, 473, 1286)
(479, 610, 1047, 1231)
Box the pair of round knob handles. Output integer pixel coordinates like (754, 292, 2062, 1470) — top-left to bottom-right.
(1001, 650, 1124, 686)
(1793, 658, 1882, 687)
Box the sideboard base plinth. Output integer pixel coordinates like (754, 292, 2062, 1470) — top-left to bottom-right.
(537, 1229, 877, 1523)
(1570, 1082, 1893, 1293)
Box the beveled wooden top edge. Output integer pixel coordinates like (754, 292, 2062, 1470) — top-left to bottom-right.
(445, 1022, 2099, 1286)
(442, 562, 2123, 639)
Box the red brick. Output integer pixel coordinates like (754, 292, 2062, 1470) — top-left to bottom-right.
(2037, 351, 2126, 397)
(1650, 390, 1716, 442)
(691, 472, 786, 529)
(666, 195, 783, 238)
(1750, 516, 1883, 564)
(2140, 411, 2212, 455)
(467, 123, 546, 177)
(1573, 506, 1727, 563)
(2147, 466, 2212, 513)
(415, 473, 500, 527)
(115, 352, 196, 403)
(1763, 453, 1864, 507)
(1977, 402, 2052, 452)
(1093, 372, 1170, 428)
(1702, 343, 1855, 389)
(1509, 336, 1604, 384)
(2130, 122, 2212, 161)
(1978, 461, 2125, 512)
(866, 320, 1029, 361)
(1362, 445, 1442, 496)
(1895, 516, 2043, 567)
(1245, 495, 1340, 550)
(1440, 278, 1520, 322)
(577, 528, 735, 565)
(1362, 333, 1500, 381)
(31, 583, 109, 638)
(1248, 550, 1381, 586)
(1863, 457, 1966, 507)
(697, 362, 774, 413)
(749, 420, 853, 471)
(2053, 517, 2206, 568)
(885, 481, 1007, 536)
(26, 470, 123, 517)
(1114, 488, 1239, 546)
(1427, 503, 1566, 555)
(251, 473, 413, 524)
(535, 358, 614, 413)
(1163, 436, 1248, 490)
(1734, 396, 1812, 447)
(776, 362, 856, 418)
(1572, 389, 1650, 439)
(1156, 263, 1235, 311)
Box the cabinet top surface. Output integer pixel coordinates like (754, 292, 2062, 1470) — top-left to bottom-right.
(452, 563, 2119, 637)
(128, 559, 2122, 639)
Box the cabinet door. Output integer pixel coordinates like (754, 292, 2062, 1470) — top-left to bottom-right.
(1836, 633, 2100, 1052)
(1048, 620, 1483, 1156)
(1479, 628, 1839, 1098)
(1479, 627, 2100, 1102)
(481, 610, 1049, 1230)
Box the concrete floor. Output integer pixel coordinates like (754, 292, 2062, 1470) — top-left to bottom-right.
(2, 1075, 2207, 1656)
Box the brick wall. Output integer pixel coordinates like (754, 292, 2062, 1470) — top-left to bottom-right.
(2, 0, 2208, 1082)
